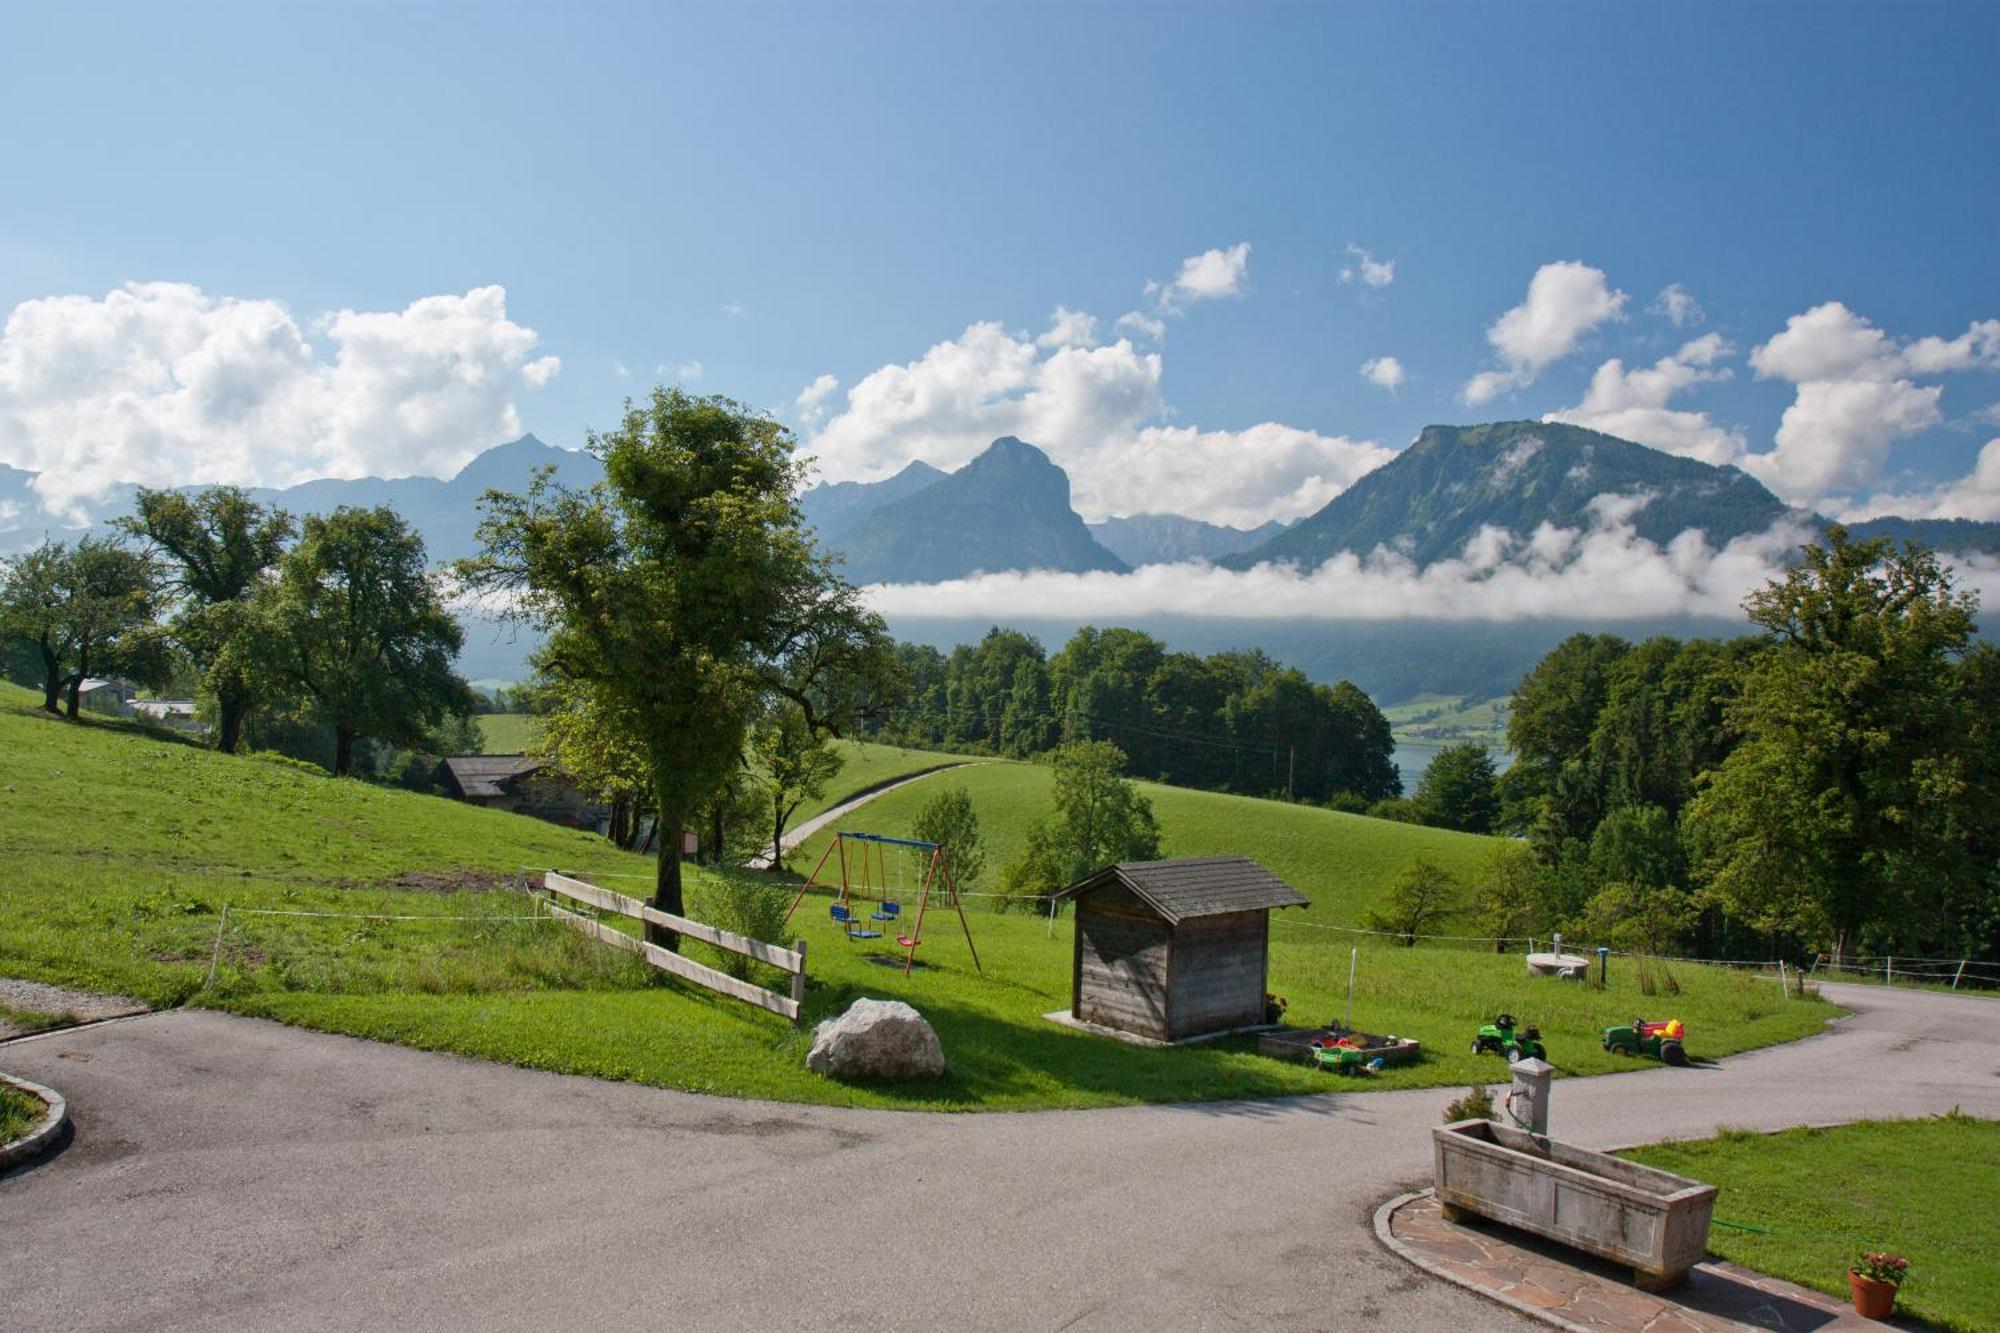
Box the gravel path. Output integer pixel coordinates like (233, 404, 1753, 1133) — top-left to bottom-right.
(0, 979, 148, 1039)
(2, 982, 1992, 1332)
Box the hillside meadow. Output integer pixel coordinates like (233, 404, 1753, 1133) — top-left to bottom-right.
(0, 683, 1837, 1110)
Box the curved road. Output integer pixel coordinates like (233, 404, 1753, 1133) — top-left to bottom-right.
(4, 982, 1995, 1331)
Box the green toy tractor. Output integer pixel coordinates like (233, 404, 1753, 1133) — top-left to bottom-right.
(1602, 1017, 1690, 1066)
(1471, 1013, 1546, 1062)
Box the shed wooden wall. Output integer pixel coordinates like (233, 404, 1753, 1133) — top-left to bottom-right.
(1166, 909, 1268, 1039)
(1073, 883, 1172, 1040)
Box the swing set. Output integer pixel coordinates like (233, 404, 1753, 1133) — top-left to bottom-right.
(783, 831, 983, 976)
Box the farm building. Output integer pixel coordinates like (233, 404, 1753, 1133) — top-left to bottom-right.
(1054, 855, 1308, 1042)
(435, 755, 609, 832)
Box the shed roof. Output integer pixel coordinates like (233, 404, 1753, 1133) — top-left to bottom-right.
(1055, 855, 1308, 924)
(439, 754, 542, 799)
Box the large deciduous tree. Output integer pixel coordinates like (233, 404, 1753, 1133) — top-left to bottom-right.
(1, 539, 166, 717)
(264, 506, 471, 777)
(460, 389, 895, 945)
(1000, 740, 1160, 910)
(1686, 529, 1980, 960)
(1413, 741, 1500, 833)
(120, 487, 294, 753)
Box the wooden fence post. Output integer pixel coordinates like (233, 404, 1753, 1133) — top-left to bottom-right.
(791, 939, 808, 1030)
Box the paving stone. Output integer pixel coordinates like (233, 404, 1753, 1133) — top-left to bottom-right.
(1383, 1192, 1888, 1331)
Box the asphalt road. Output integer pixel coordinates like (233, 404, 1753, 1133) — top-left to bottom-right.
(4, 982, 1995, 1332)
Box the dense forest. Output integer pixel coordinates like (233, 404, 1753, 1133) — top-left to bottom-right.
(1491, 528, 1999, 968)
(864, 625, 1405, 805)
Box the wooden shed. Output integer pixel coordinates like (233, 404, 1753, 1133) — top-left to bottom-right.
(1054, 856, 1308, 1042)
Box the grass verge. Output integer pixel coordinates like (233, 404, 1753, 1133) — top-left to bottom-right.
(1621, 1114, 2000, 1332)
(0, 1082, 47, 1142)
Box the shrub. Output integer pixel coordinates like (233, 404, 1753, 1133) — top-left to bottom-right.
(684, 877, 791, 984)
(1443, 1085, 1495, 1123)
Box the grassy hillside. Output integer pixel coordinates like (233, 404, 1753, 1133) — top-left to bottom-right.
(0, 682, 1837, 1110)
(794, 739, 981, 822)
(477, 712, 540, 753)
(792, 758, 1500, 921)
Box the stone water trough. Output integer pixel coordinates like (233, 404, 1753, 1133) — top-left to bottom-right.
(1433, 1119, 1717, 1291)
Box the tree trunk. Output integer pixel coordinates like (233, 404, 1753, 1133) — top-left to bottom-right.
(710, 804, 724, 867)
(333, 728, 356, 778)
(64, 675, 82, 719)
(770, 799, 787, 874)
(39, 642, 62, 714)
(650, 814, 686, 951)
(217, 688, 247, 755)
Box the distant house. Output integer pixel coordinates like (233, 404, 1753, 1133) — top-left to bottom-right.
(131, 698, 202, 733)
(74, 677, 137, 714)
(1053, 855, 1309, 1042)
(435, 755, 610, 833)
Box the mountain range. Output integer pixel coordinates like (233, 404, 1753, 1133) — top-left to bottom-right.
(1224, 420, 1792, 569)
(8, 420, 1998, 580)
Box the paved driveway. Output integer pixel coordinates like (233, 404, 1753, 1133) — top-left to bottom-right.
(4, 983, 1994, 1332)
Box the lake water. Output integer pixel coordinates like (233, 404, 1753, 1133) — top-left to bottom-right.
(1392, 738, 1512, 788)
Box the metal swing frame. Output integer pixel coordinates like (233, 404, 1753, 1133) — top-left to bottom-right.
(784, 831, 983, 976)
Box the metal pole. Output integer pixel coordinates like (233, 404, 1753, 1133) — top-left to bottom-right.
(1885, 956, 1892, 987)
(1345, 947, 1357, 1032)
(1953, 958, 1967, 990)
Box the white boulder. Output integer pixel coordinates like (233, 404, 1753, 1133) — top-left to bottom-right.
(805, 998, 946, 1080)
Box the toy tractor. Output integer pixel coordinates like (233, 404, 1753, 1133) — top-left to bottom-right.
(1603, 1017, 1689, 1066)
(1471, 1013, 1546, 1062)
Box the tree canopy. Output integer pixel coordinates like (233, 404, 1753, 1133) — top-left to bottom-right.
(460, 388, 895, 939)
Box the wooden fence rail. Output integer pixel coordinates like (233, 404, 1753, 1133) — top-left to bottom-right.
(543, 871, 807, 1027)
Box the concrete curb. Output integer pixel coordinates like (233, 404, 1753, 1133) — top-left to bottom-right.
(1372, 1189, 1595, 1333)
(0, 1071, 70, 1170)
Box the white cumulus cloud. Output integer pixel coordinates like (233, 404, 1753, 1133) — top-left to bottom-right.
(657, 359, 704, 382)
(1463, 261, 1629, 405)
(1340, 243, 1396, 289)
(1359, 355, 1406, 394)
(1544, 333, 1746, 465)
(1733, 302, 2000, 504)
(798, 316, 1388, 527)
(1649, 283, 1705, 328)
(0, 281, 558, 516)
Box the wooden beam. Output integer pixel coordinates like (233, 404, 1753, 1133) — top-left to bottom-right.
(544, 871, 803, 973)
(546, 902, 801, 1022)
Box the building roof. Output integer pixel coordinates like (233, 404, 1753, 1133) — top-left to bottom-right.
(1054, 855, 1309, 924)
(438, 754, 543, 799)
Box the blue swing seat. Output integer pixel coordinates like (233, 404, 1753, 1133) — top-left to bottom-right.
(871, 901, 903, 924)
(830, 903, 882, 940)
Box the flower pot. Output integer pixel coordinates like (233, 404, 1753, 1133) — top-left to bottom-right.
(1848, 1270, 1897, 1320)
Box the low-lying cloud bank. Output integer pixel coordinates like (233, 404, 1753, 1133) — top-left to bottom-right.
(863, 510, 2000, 624)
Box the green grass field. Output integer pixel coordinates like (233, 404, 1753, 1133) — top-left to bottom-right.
(791, 757, 1500, 920)
(0, 681, 1839, 1110)
(793, 739, 982, 823)
(1622, 1115, 2000, 1332)
(476, 712, 541, 753)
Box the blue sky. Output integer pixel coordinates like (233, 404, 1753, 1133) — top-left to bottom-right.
(3, 2, 1998, 532)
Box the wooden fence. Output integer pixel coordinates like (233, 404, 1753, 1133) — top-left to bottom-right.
(542, 871, 808, 1027)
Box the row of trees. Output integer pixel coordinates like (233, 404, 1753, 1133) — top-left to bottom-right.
(1486, 529, 1999, 964)
(0, 493, 471, 777)
(871, 627, 1404, 805)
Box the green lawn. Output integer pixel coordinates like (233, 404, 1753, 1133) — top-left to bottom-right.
(0, 1082, 46, 1143)
(0, 681, 1840, 1110)
(477, 712, 541, 754)
(1622, 1115, 2000, 1332)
